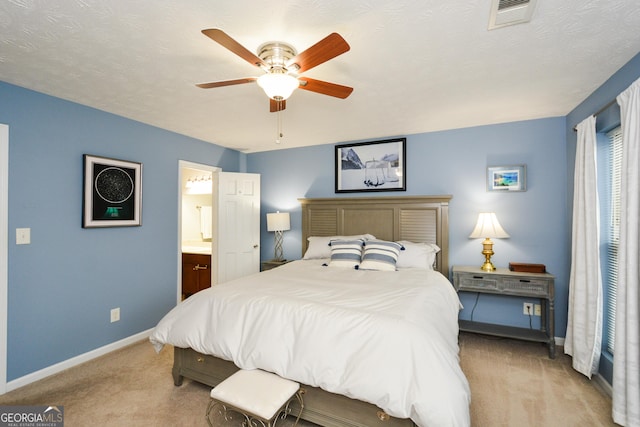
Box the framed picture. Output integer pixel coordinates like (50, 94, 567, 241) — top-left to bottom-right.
(83, 154, 142, 228)
(335, 138, 406, 193)
(487, 165, 526, 192)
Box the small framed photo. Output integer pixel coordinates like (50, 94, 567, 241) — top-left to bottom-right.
(487, 165, 526, 192)
(83, 154, 142, 228)
(335, 138, 406, 193)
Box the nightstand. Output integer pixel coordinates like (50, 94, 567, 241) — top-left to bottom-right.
(261, 259, 290, 271)
(452, 265, 556, 358)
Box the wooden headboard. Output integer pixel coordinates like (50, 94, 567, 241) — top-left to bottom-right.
(298, 196, 452, 275)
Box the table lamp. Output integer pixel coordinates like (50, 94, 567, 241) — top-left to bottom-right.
(469, 212, 509, 272)
(266, 211, 290, 261)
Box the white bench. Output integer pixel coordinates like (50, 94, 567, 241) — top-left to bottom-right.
(206, 369, 304, 427)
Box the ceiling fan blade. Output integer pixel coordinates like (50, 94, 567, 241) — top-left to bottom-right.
(287, 33, 350, 73)
(202, 29, 266, 68)
(270, 99, 286, 112)
(298, 77, 353, 99)
(196, 77, 257, 89)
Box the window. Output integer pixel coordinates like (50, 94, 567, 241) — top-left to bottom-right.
(603, 126, 622, 355)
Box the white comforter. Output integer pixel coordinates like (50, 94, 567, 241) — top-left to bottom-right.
(150, 260, 470, 427)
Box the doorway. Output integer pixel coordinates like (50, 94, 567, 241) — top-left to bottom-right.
(178, 161, 219, 301)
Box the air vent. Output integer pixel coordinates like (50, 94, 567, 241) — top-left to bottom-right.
(499, 0, 530, 9)
(488, 0, 537, 30)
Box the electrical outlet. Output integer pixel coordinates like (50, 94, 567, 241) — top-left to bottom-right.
(534, 304, 541, 316)
(110, 308, 120, 323)
(523, 303, 534, 315)
(16, 228, 31, 245)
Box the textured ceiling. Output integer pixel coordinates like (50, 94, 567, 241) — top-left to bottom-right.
(1, 1, 639, 153)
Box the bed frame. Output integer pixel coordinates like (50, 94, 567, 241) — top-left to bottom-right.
(172, 195, 452, 427)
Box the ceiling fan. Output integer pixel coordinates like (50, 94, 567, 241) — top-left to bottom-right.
(196, 29, 353, 112)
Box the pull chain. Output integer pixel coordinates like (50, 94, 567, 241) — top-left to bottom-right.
(275, 108, 283, 144)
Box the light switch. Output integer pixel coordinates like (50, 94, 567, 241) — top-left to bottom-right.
(16, 228, 30, 245)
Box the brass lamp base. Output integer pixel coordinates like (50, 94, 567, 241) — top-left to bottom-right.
(480, 260, 496, 272)
(479, 237, 497, 272)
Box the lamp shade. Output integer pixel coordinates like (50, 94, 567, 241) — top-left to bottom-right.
(267, 211, 290, 232)
(469, 212, 509, 239)
(257, 73, 299, 100)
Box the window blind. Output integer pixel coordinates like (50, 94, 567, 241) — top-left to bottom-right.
(605, 126, 622, 355)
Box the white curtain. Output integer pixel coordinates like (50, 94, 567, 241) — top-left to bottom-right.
(613, 77, 640, 427)
(565, 115, 603, 378)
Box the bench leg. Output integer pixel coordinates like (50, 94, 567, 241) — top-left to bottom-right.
(206, 390, 304, 427)
(206, 399, 268, 427)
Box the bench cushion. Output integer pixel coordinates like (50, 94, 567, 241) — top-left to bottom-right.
(210, 369, 300, 420)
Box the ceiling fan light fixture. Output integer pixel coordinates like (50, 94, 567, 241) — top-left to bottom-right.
(198, 30, 352, 111)
(257, 72, 299, 100)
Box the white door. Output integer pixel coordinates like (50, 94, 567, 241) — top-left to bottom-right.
(213, 172, 260, 284)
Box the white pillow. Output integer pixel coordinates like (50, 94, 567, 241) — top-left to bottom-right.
(326, 239, 365, 268)
(358, 240, 404, 271)
(303, 234, 375, 259)
(396, 241, 440, 270)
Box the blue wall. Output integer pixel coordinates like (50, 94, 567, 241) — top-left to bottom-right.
(3, 48, 639, 384)
(248, 117, 569, 334)
(248, 49, 640, 378)
(1, 82, 243, 380)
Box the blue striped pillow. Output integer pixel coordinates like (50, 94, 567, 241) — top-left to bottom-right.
(358, 240, 404, 271)
(327, 239, 364, 268)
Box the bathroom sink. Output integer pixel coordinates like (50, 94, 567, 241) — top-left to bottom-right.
(182, 244, 211, 255)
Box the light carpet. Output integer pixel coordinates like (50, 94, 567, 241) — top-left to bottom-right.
(0, 332, 615, 426)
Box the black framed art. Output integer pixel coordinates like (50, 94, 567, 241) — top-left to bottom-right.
(83, 154, 142, 228)
(335, 138, 406, 193)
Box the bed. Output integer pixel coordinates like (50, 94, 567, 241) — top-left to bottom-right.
(150, 196, 470, 427)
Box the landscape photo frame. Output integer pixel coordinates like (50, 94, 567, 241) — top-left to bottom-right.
(335, 138, 406, 193)
(83, 154, 142, 228)
(487, 165, 526, 192)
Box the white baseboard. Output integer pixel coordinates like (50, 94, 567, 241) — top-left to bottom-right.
(4, 329, 153, 393)
(593, 373, 613, 397)
(552, 336, 612, 398)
